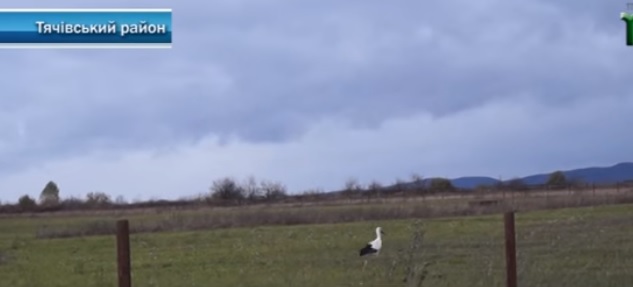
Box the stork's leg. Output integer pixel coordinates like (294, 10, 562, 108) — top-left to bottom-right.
(362, 259, 368, 272)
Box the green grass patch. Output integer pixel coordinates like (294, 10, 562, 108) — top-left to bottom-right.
(0, 204, 631, 286)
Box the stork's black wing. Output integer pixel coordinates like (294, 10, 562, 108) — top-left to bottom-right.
(359, 244, 377, 256)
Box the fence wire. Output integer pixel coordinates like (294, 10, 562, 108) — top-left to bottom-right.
(515, 205, 633, 287)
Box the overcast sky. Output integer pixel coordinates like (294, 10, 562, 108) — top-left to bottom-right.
(0, 0, 632, 202)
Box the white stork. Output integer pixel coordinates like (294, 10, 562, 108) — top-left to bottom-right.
(359, 226, 385, 270)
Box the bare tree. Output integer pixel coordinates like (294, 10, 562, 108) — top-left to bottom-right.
(507, 178, 528, 191)
(260, 180, 287, 201)
(410, 173, 426, 194)
(299, 188, 324, 202)
(243, 176, 262, 202)
(367, 180, 383, 196)
(393, 178, 407, 193)
(411, 173, 423, 184)
(342, 177, 363, 198)
(210, 177, 245, 205)
(115, 195, 127, 205)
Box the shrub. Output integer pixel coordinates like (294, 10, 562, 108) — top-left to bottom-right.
(547, 171, 567, 189)
(18, 195, 37, 212)
(429, 178, 455, 192)
(86, 191, 112, 208)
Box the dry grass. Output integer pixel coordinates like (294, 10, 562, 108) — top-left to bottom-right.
(31, 188, 633, 239)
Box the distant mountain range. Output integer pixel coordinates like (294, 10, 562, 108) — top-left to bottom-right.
(407, 162, 633, 189)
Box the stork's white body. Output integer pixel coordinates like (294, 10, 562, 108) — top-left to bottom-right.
(359, 227, 385, 271)
(368, 227, 382, 253)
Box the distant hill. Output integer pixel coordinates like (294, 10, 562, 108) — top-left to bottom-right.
(519, 162, 633, 186)
(443, 162, 633, 189)
(451, 176, 500, 189)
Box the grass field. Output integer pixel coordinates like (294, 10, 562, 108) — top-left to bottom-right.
(0, 202, 632, 287)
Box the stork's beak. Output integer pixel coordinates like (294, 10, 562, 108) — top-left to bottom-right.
(381, 230, 386, 235)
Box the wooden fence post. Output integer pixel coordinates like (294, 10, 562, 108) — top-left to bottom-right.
(117, 219, 131, 287)
(504, 212, 518, 287)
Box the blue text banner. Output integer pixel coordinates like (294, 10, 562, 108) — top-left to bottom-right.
(0, 8, 172, 48)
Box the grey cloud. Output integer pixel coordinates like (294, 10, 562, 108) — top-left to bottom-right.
(1, 0, 632, 177)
